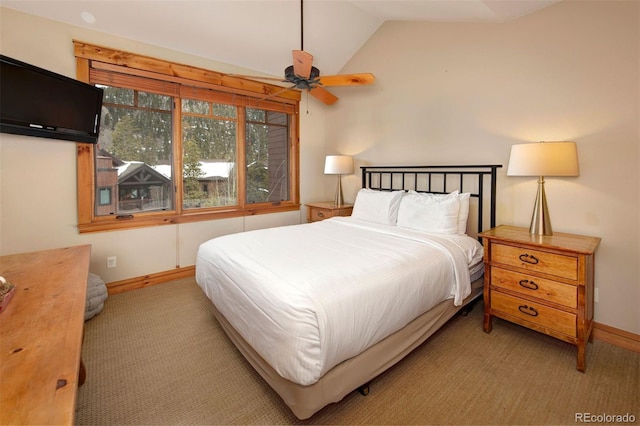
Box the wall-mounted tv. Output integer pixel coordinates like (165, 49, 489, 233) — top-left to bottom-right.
(0, 55, 103, 144)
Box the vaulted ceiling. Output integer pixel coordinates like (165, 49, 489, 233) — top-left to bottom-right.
(2, 0, 560, 77)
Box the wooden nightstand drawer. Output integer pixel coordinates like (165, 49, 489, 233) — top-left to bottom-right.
(306, 202, 353, 222)
(492, 243, 578, 281)
(310, 208, 337, 221)
(491, 292, 577, 338)
(491, 268, 577, 308)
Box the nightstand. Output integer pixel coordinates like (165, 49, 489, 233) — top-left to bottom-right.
(306, 202, 353, 222)
(480, 225, 600, 372)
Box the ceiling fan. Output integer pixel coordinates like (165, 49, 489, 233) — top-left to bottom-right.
(231, 0, 375, 105)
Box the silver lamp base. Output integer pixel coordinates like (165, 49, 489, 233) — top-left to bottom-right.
(529, 176, 552, 236)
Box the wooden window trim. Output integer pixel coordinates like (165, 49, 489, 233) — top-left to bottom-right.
(74, 41, 300, 234)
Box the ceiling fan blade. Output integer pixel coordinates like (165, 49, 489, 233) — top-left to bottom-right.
(225, 74, 286, 83)
(258, 84, 298, 103)
(292, 50, 313, 79)
(309, 86, 338, 105)
(318, 73, 375, 87)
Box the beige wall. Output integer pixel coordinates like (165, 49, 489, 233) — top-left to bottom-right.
(1, 1, 638, 335)
(326, 0, 639, 334)
(0, 8, 327, 281)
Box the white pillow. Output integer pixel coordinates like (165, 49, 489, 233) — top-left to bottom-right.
(401, 191, 471, 235)
(397, 191, 460, 234)
(457, 192, 471, 235)
(351, 189, 404, 225)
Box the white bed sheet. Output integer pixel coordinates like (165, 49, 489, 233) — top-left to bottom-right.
(195, 217, 483, 386)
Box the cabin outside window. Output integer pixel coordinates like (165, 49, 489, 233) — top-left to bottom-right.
(96, 86, 174, 216)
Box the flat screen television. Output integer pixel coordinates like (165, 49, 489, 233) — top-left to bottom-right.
(0, 55, 103, 144)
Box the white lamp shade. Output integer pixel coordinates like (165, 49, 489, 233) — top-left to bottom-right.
(324, 155, 354, 175)
(507, 141, 579, 177)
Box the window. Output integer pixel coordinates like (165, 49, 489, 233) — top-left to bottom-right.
(97, 86, 174, 215)
(98, 188, 111, 206)
(245, 108, 290, 204)
(181, 98, 237, 209)
(74, 41, 300, 233)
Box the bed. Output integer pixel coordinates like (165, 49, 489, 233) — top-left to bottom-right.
(195, 164, 501, 419)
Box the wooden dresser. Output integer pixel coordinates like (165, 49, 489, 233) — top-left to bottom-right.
(306, 202, 353, 222)
(0, 245, 91, 425)
(480, 225, 600, 372)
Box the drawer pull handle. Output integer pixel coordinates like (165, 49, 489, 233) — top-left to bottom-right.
(519, 254, 539, 265)
(519, 279, 539, 290)
(518, 305, 539, 317)
(317, 212, 325, 218)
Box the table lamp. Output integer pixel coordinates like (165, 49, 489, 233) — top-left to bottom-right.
(507, 141, 579, 236)
(324, 155, 353, 207)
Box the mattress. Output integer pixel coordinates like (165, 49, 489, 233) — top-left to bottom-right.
(195, 217, 484, 386)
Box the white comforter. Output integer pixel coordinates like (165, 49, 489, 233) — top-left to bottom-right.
(195, 217, 483, 386)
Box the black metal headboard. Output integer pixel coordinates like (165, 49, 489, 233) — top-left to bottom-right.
(361, 165, 502, 237)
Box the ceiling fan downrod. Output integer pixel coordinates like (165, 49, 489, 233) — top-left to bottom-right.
(300, 0, 304, 51)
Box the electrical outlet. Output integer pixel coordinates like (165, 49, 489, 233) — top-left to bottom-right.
(107, 256, 117, 268)
(594, 287, 599, 303)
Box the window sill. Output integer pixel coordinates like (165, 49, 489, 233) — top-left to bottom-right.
(77, 204, 301, 233)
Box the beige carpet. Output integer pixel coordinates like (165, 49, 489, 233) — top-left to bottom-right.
(75, 278, 639, 425)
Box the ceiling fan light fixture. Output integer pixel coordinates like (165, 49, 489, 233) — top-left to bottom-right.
(284, 65, 321, 89)
(285, 65, 320, 80)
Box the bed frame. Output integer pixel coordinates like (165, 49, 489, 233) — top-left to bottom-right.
(362, 164, 501, 238)
(210, 164, 502, 419)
